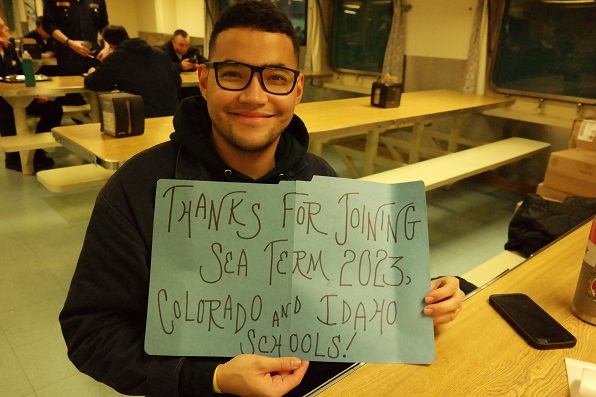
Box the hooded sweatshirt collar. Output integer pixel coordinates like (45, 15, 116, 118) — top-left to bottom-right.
(170, 96, 310, 183)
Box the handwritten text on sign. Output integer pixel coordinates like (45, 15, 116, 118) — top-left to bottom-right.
(145, 176, 435, 363)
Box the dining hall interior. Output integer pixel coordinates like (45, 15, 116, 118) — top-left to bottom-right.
(1, 0, 595, 396)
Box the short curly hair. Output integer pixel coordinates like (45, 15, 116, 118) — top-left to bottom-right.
(102, 25, 129, 47)
(209, 1, 299, 63)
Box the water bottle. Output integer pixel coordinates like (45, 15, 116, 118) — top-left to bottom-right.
(572, 216, 596, 325)
(22, 50, 36, 87)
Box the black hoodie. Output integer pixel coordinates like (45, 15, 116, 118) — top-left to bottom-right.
(59, 96, 338, 397)
(170, 96, 330, 183)
(84, 38, 181, 118)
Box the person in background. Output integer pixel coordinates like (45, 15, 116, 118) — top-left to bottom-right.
(160, 29, 206, 73)
(84, 25, 181, 118)
(160, 28, 206, 99)
(59, 2, 464, 396)
(24, 17, 56, 55)
(0, 17, 63, 172)
(23, 17, 58, 76)
(42, 0, 109, 76)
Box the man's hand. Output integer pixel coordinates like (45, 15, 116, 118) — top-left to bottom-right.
(67, 40, 92, 58)
(181, 59, 199, 71)
(424, 276, 464, 326)
(96, 44, 111, 61)
(217, 354, 309, 397)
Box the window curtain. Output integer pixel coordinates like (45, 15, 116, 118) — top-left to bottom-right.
(462, 0, 486, 93)
(381, 0, 406, 83)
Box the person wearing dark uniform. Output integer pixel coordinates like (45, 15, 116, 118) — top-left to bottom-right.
(84, 26, 181, 118)
(160, 29, 206, 73)
(0, 17, 63, 172)
(23, 17, 59, 75)
(24, 17, 57, 55)
(160, 29, 206, 99)
(42, 0, 109, 76)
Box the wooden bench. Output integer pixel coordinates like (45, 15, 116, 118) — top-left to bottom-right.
(0, 132, 62, 153)
(358, 137, 550, 190)
(36, 164, 115, 193)
(62, 104, 93, 124)
(0, 105, 92, 155)
(461, 250, 526, 290)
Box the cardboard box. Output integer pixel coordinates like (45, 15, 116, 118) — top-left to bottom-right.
(569, 118, 596, 151)
(536, 182, 567, 202)
(543, 149, 596, 198)
(100, 92, 145, 138)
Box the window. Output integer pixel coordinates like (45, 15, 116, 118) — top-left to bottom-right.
(490, 0, 596, 104)
(217, 0, 307, 46)
(330, 0, 394, 74)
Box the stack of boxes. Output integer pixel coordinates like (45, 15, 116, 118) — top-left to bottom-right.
(537, 118, 596, 201)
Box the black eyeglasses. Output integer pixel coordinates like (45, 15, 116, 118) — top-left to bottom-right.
(204, 61, 300, 95)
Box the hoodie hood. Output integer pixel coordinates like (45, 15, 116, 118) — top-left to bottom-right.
(118, 38, 153, 55)
(170, 96, 310, 183)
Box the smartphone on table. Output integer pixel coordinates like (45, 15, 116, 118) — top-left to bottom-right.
(489, 293, 576, 350)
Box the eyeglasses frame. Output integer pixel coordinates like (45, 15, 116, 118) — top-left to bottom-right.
(204, 61, 301, 96)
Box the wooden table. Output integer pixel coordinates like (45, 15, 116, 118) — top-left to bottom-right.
(295, 90, 514, 177)
(0, 75, 99, 174)
(316, 220, 596, 397)
(52, 116, 174, 170)
(51, 90, 514, 173)
(32, 55, 58, 72)
(180, 71, 199, 88)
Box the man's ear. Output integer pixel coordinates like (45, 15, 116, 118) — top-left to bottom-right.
(197, 64, 209, 97)
(294, 74, 304, 106)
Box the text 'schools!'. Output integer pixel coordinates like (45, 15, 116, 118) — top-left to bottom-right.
(145, 176, 435, 364)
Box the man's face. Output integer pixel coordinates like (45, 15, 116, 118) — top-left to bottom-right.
(198, 28, 303, 157)
(171, 35, 190, 56)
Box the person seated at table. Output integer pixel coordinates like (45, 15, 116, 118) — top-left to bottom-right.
(84, 25, 181, 118)
(59, 3, 465, 397)
(23, 17, 59, 76)
(159, 28, 206, 99)
(0, 17, 62, 172)
(160, 29, 206, 73)
(24, 17, 57, 56)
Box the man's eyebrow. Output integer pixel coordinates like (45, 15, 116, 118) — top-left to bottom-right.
(219, 59, 292, 68)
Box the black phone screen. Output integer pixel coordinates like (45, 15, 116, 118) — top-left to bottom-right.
(489, 293, 577, 350)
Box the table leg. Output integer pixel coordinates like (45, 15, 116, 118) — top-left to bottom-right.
(83, 91, 100, 122)
(309, 138, 323, 157)
(3, 96, 36, 175)
(447, 114, 464, 153)
(409, 122, 425, 164)
(363, 129, 381, 176)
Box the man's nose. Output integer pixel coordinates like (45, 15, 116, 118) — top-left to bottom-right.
(239, 73, 268, 102)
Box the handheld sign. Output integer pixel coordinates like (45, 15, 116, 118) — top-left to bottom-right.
(145, 176, 435, 363)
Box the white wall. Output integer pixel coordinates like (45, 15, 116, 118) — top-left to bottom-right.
(106, 0, 204, 38)
(105, 0, 141, 37)
(405, 0, 478, 60)
(175, 0, 204, 37)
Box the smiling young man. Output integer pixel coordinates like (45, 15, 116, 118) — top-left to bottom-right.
(59, 2, 464, 397)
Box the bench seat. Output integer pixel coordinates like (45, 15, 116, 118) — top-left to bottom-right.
(0, 132, 62, 153)
(36, 164, 115, 193)
(359, 137, 550, 190)
(461, 250, 525, 289)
